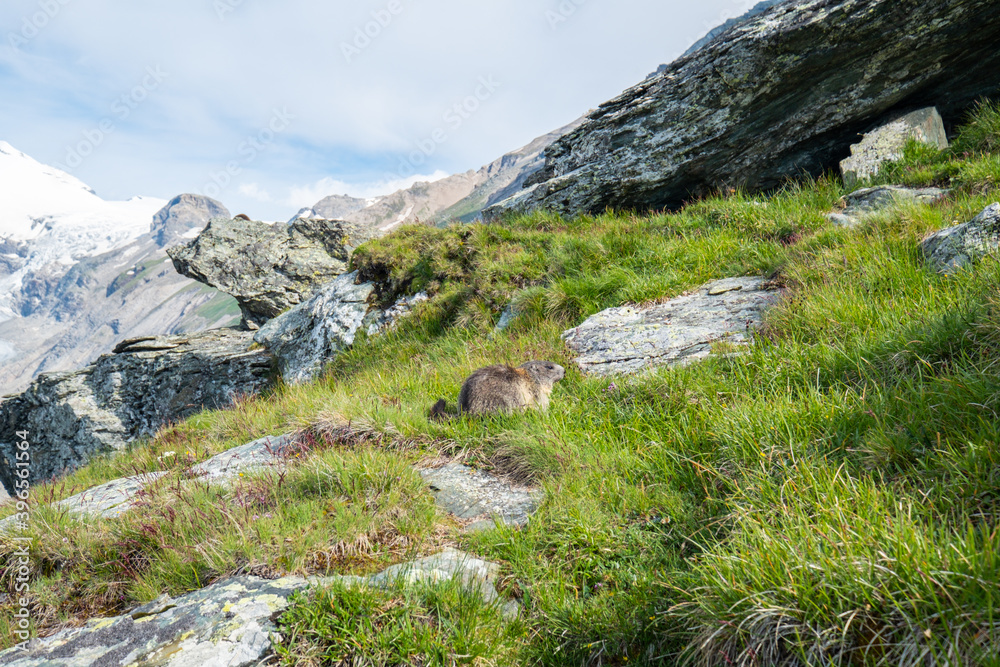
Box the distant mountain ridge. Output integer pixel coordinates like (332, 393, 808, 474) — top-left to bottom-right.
(298, 118, 586, 230)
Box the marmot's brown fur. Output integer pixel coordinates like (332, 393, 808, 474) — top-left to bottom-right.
(429, 361, 565, 421)
(234, 214, 251, 221)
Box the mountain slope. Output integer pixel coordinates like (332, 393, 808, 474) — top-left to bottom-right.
(300, 119, 586, 230)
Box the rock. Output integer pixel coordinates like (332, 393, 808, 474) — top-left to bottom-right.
(0, 549, 507, 666)
(54, 472, 168, 519)
(0, 472, 167, 533)
(253, 272, 375, 385)
(150, 194, 230, 248)
(419, 462, 544, 532)
(484, 0, 1000, 220)
(254, 273, 427, 385)
(364, 291, 429, 335)
(369, 548, 506, 605)
(168, 217, 381, 328)
(827, 185, 951, 227)
(0, 576, 315, 667)
(494, 302, 522, 333)
(677, 0, 783, 60)
(921, 203, 1000, 274)
(562, 277, 783, 377)
(190, 433, 297, 483)
(0, 329, 272, 495)
(840, 108, 950, 188)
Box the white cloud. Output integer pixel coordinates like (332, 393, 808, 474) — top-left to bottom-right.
(238, 182, 272, 202)
(0, 0, 744, 220)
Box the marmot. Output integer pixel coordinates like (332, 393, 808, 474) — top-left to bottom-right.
(429, 360, 565, 420)
(234, 213, 252, 221)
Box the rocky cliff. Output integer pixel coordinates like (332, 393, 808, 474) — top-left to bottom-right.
(486, 0, 1000, 219)
(0, 328, 272, 495)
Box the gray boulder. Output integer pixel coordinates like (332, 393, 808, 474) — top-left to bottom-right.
(840, 108, 950, 188)
(0, 329, 272, 495)
(827, 185, 950, 228)
(168, 217, 381, 328)
(253, 272, 376, 385)
(562, 277, 783, 377)
(922, 203, 1000, 274)
(190, 433, 297, 483)
(254, 272, 427, 385)
(150, 194, 230, 248)
(485, 0, 1000, 220)
(0, 549, 507, 666)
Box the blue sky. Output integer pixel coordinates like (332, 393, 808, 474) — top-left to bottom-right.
(0, 0, 756, 221)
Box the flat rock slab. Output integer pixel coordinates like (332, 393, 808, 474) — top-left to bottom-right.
(827, 186, 950, 227)
(562, 277, 783, 377)
(0, 576, 312, 667)
(190, 433, 297, 483)
(0, 549, 505, 667)
(54, 472, 168, 519)
(419, 462, 543, 532)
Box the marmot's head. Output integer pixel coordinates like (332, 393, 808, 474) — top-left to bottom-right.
(519, 360, 565, 388)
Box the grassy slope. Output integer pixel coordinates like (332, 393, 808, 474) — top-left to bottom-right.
(2, 104, 1000, 665)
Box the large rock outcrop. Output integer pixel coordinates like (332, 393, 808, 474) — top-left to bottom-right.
(0, 329, 272, 494)
(253, 272, 428, 385)
(485, 0, 1000, 219)
(168, 217, 381, 327)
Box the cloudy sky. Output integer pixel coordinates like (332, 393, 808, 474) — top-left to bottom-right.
(0, 0, 756, 220)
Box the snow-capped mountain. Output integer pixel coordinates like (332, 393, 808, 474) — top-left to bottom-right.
(0, 143, 239, 395)
(0, 141, 166, 318)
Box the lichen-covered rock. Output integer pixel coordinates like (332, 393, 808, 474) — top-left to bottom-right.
(253, 273, 427, 385)
(922, 203, 1000, 274)
(0, 549, 507, 666)
(253, 272, 376, 385)
(54, 472, 168, 519)
(167, 217, 381, 328)
(364, 291, 430, 335)
(190, 433, 297, 483)
(840, 108, 949, 188)
(827, 185, 950, 227)
(0, 576, 315, 667)
(419, 462, 544, 532)
(562, 277, 783, 377)
(0, 329, 272, 495)
(485, 0, 1000, 219)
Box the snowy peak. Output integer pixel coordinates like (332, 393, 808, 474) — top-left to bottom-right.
(0, 140, 166, 247)
(0, 141, 168, 319)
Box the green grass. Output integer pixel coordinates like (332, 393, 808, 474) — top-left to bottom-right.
(274, 578, 526, 666)
(2, 105, 1000, 664)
